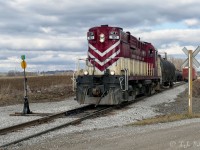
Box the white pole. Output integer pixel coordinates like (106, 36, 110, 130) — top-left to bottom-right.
(188, 50, 193, 115)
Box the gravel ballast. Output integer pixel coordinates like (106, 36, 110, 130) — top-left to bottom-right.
(0, 84, 187, 149)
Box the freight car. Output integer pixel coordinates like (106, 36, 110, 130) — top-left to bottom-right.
(74, 25, 176, 105)
(175, 70, 183, 82)
(182, 67, 197, 81)
(160, 58, 175, 87)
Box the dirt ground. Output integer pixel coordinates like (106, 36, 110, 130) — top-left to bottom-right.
(0, 75, 74, 106)
(154, 79, 200, 114)
(1, 76, 200, 113)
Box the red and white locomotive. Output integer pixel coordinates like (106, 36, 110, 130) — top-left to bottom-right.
(75, 25, 175, 105)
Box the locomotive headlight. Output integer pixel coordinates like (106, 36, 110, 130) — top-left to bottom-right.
(99, 33, 105, 43)
(110, 70, 115, 75)
(84, 70, 89, 75)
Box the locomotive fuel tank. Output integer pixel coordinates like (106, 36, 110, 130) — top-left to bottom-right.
(160, 58, 176, 86)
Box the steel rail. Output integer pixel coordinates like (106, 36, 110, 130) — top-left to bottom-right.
(0, 104, 94, 135)
(0, 106, 113, 148)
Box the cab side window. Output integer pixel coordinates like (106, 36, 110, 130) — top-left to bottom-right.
(149, 48, 153, 57)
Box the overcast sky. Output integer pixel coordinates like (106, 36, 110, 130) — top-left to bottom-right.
(0, 0, 200, 72)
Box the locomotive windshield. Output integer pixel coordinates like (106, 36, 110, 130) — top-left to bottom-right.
(87, 32, 95, 40)
(109, 31, 119, 40)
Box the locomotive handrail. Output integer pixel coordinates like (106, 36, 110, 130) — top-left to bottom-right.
(119, 68, 129, 91)
(125, 69, 127, 91)
(71, 71, 77, 92)
(72, 58, 87, 92)
(125, 69, 129, 91)
(119, 77, 124, 91)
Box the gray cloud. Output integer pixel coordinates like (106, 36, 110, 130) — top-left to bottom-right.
(2, 0, 200, 35)
(0, 0, 200, 72)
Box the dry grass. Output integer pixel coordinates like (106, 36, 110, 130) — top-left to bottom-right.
(0, 75, 72, 90)
(0, 75, 74, 106)
(131, 113, 200, 126)
(192, 79, 200, 98)
(181, 79, 200, 98)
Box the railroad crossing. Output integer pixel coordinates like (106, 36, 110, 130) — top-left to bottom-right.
(182, 46, 200, 68)
(182, 46, 200, 115)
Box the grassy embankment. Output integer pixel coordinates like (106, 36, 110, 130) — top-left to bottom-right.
(132, 114, 200, 126)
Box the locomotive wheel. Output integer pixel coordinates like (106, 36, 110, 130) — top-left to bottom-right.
(169, 82, 174, 88)
(130, 91, 136, 101)
(155, 83, 161, 91)
(145, 85, 152, 96)
(151, 86, 156, 94)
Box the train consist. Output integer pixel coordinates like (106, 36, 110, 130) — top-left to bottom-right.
(74, 25, 176, 105)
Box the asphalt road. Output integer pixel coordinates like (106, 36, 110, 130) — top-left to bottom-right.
(12, 119, 200, 150)
(64, 121, 200, 150)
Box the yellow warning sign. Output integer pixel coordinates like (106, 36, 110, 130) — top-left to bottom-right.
(21, 60, 27, 69)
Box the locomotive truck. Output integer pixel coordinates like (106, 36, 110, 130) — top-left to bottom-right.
(74, 25, 175, 105)
(175, 70, 183, 82)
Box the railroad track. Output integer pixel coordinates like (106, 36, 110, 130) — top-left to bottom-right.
(0, 105, 113, 148)
(0, 81, 186, 148)
(160, 81, 186, 92)
(0, 105, 95, 135)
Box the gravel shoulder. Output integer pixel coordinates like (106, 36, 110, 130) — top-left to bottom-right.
(154, 83, 200, 114)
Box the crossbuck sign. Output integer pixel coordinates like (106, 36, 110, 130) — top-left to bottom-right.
(182, 46, 200, 68)
(182, 46, 200, 115)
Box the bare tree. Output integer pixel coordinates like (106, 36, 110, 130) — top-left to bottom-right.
(168, 56, 184, 71)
